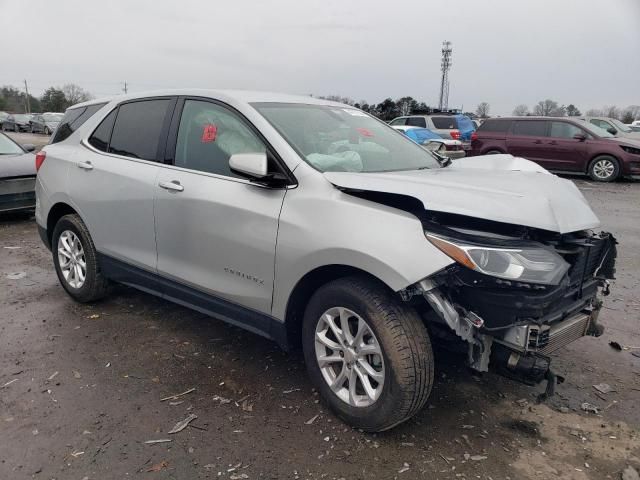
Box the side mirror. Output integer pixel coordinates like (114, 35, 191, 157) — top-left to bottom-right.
(573, 133, 586, 141)
(229, 152, 268, 179)
(22, 144, 36, 152)
(607, 127, 617, 135)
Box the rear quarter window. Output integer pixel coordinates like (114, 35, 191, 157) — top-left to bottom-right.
(431, 116, 457, 129)
(51, 103, 107, 144)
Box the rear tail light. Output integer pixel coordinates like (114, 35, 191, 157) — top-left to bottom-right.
(35, 151, 46, 172)
(450, 129, 461, 140)
(471, 132, 478, 141)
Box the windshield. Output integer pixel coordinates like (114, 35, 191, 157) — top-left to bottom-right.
(580, 121, 615, 138)
(252, 103, 441, 173)
(0, 133, 24, 155)
(14, 114, 30, 122)
(43, 113, 63, 122)
(609, 118, 631, 132)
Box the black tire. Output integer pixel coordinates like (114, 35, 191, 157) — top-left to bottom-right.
(44, 126, 50, 135)
(588, 155, 620, 182)
(51, 214, 109, 303)
(302, 276, 434, 432)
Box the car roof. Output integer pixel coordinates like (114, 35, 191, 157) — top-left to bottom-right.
(485, 116, 579, 121)
(69, 89, 349, 110)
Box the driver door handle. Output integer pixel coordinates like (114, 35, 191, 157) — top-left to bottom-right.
(159, 180, 184, 192)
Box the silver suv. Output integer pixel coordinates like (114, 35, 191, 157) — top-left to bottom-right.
(36, 90, 617, 431)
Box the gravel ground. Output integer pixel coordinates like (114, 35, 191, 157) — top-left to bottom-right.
(1, 178, 639, 479)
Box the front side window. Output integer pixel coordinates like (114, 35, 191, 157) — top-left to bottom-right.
(549, 122, 584, 139)
(590, 119, 612, 131)
(174, 100, 266, 177)
(108, 99, 171, 161)
(512, 120, 547, 137)
(0, 133, 24, 155)
(389, 118, 407, 126)
(253, 103, 441, 173)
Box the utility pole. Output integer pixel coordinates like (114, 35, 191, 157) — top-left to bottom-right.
(438, 41, 453, 111)
(23, 79, 31, 113)
(122, 81, 128, 94)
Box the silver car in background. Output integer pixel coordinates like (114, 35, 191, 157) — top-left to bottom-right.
(35, 90, 617, 431)
(0, 132, 36, 213)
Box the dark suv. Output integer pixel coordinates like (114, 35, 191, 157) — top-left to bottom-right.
(471, 117, 640, 181)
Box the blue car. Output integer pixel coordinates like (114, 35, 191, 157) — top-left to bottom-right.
(392, 126, 466, 159)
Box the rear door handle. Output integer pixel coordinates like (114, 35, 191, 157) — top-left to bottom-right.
(77, 161, 93, 170)
(159, 181, 184, 192)
(533, 140, 543, 144)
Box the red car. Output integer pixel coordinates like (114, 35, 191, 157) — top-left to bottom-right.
(470, 117, 640, 182)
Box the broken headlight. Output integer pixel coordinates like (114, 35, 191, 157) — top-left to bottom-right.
(426, 233, 570, 285)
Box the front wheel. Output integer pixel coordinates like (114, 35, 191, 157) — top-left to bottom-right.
(588, 155, 619, 182)
(302, 276, 433, 432)
(44, 126, 51, 135)
(52, 214, 110, 303)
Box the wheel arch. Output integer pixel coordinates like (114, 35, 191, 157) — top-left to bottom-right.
(46, 202, 80, 247)
(283, 264, 394, 351)
(586, 152, 620, 174)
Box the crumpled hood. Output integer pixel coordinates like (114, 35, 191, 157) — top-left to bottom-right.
(324, 154, 600, 234)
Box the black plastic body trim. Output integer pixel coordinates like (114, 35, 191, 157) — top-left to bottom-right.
(97, 253, 289, 350)
(38, 224, 50, 250)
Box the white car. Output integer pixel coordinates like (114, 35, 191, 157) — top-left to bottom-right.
(392, 125, 465, 160)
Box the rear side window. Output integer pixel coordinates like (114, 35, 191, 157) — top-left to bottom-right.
(431, 116, 457, 129)
(478, 119, 512, 133)
(108, 99, 172, 161)
(512, 120, 547, 137)
(406, 117, 427, 128)
(88, 109, 117, 152)
(51, 103, 106, 144)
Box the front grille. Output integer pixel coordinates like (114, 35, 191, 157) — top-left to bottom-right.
(538, 312, 591, 355)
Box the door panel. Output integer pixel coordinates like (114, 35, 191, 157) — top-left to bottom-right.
(539, 122, 588, 171)
(506, 120, 551, 167)
(68, 149, 160, 270)
(154, 169, 285, 314)
(154, 98, 285, 315)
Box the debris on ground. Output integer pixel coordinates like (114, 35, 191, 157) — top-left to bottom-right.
(593, 383, 614, 394)
(73, 370, 82, 379)
(609, 341, 623, 351)
(212, 395, 232, 405)
(144, 439, 172, 445)
(6, 271, 26, 280)
(47, 371, 59, 381)
(581, 402, 600, 414)
(168, 413, 198, 434)
(622, 466, 640, 480)
(464, 453, 488, 461)
(282, 387, 300, 394)
(398, 462, 410, 473)
(87, 314, 100, 319)
(147, 460, 169, 472)
(305, 414, 319, 425)
(160, 387, 196, 402)
(1, 379, 18, 388)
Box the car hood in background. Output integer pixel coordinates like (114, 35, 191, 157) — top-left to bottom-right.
(0, 153, 37, 178)
(324, 154, 600, 234)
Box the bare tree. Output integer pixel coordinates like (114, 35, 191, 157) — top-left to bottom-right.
(622, 105, 640, 122)
(512, 104, 529, 116)
(549, 105, 566, 117)
(585, 108, 603, 116)
(533, 99, 559, 116)
(475, 102, 490, 118)
(602, 105, 620, 120)
(62, 84, 93, 106)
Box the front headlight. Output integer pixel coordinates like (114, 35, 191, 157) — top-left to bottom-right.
(426, 233, 570, 285)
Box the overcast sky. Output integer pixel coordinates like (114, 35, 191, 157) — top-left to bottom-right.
(2, 0, 639, 115)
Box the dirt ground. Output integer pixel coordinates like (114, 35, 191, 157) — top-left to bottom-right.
(1, 177, 639, 480)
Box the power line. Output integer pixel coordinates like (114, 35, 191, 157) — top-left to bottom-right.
(122, 81, 128, 94)
(438, 41, 453, 110)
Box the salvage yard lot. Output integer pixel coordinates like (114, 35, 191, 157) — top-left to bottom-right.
(1, 179, 639, 479)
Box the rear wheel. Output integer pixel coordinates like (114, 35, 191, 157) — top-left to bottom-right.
(588, 155, 619, 182)
(52, 214, 109, 303)
(44, 126, 51, 135)
(302, 276, 433, 432)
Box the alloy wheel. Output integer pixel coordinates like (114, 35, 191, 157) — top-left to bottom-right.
(314, 307, 385, 407)
(592, 159, 616, 180)
(57, 230, 87, 289)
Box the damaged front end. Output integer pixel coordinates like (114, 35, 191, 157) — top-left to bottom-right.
(402, 216, 617, 401)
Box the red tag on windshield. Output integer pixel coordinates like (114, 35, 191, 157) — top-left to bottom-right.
(201, 124, 217, 143)
(356, 127, 374, 137)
